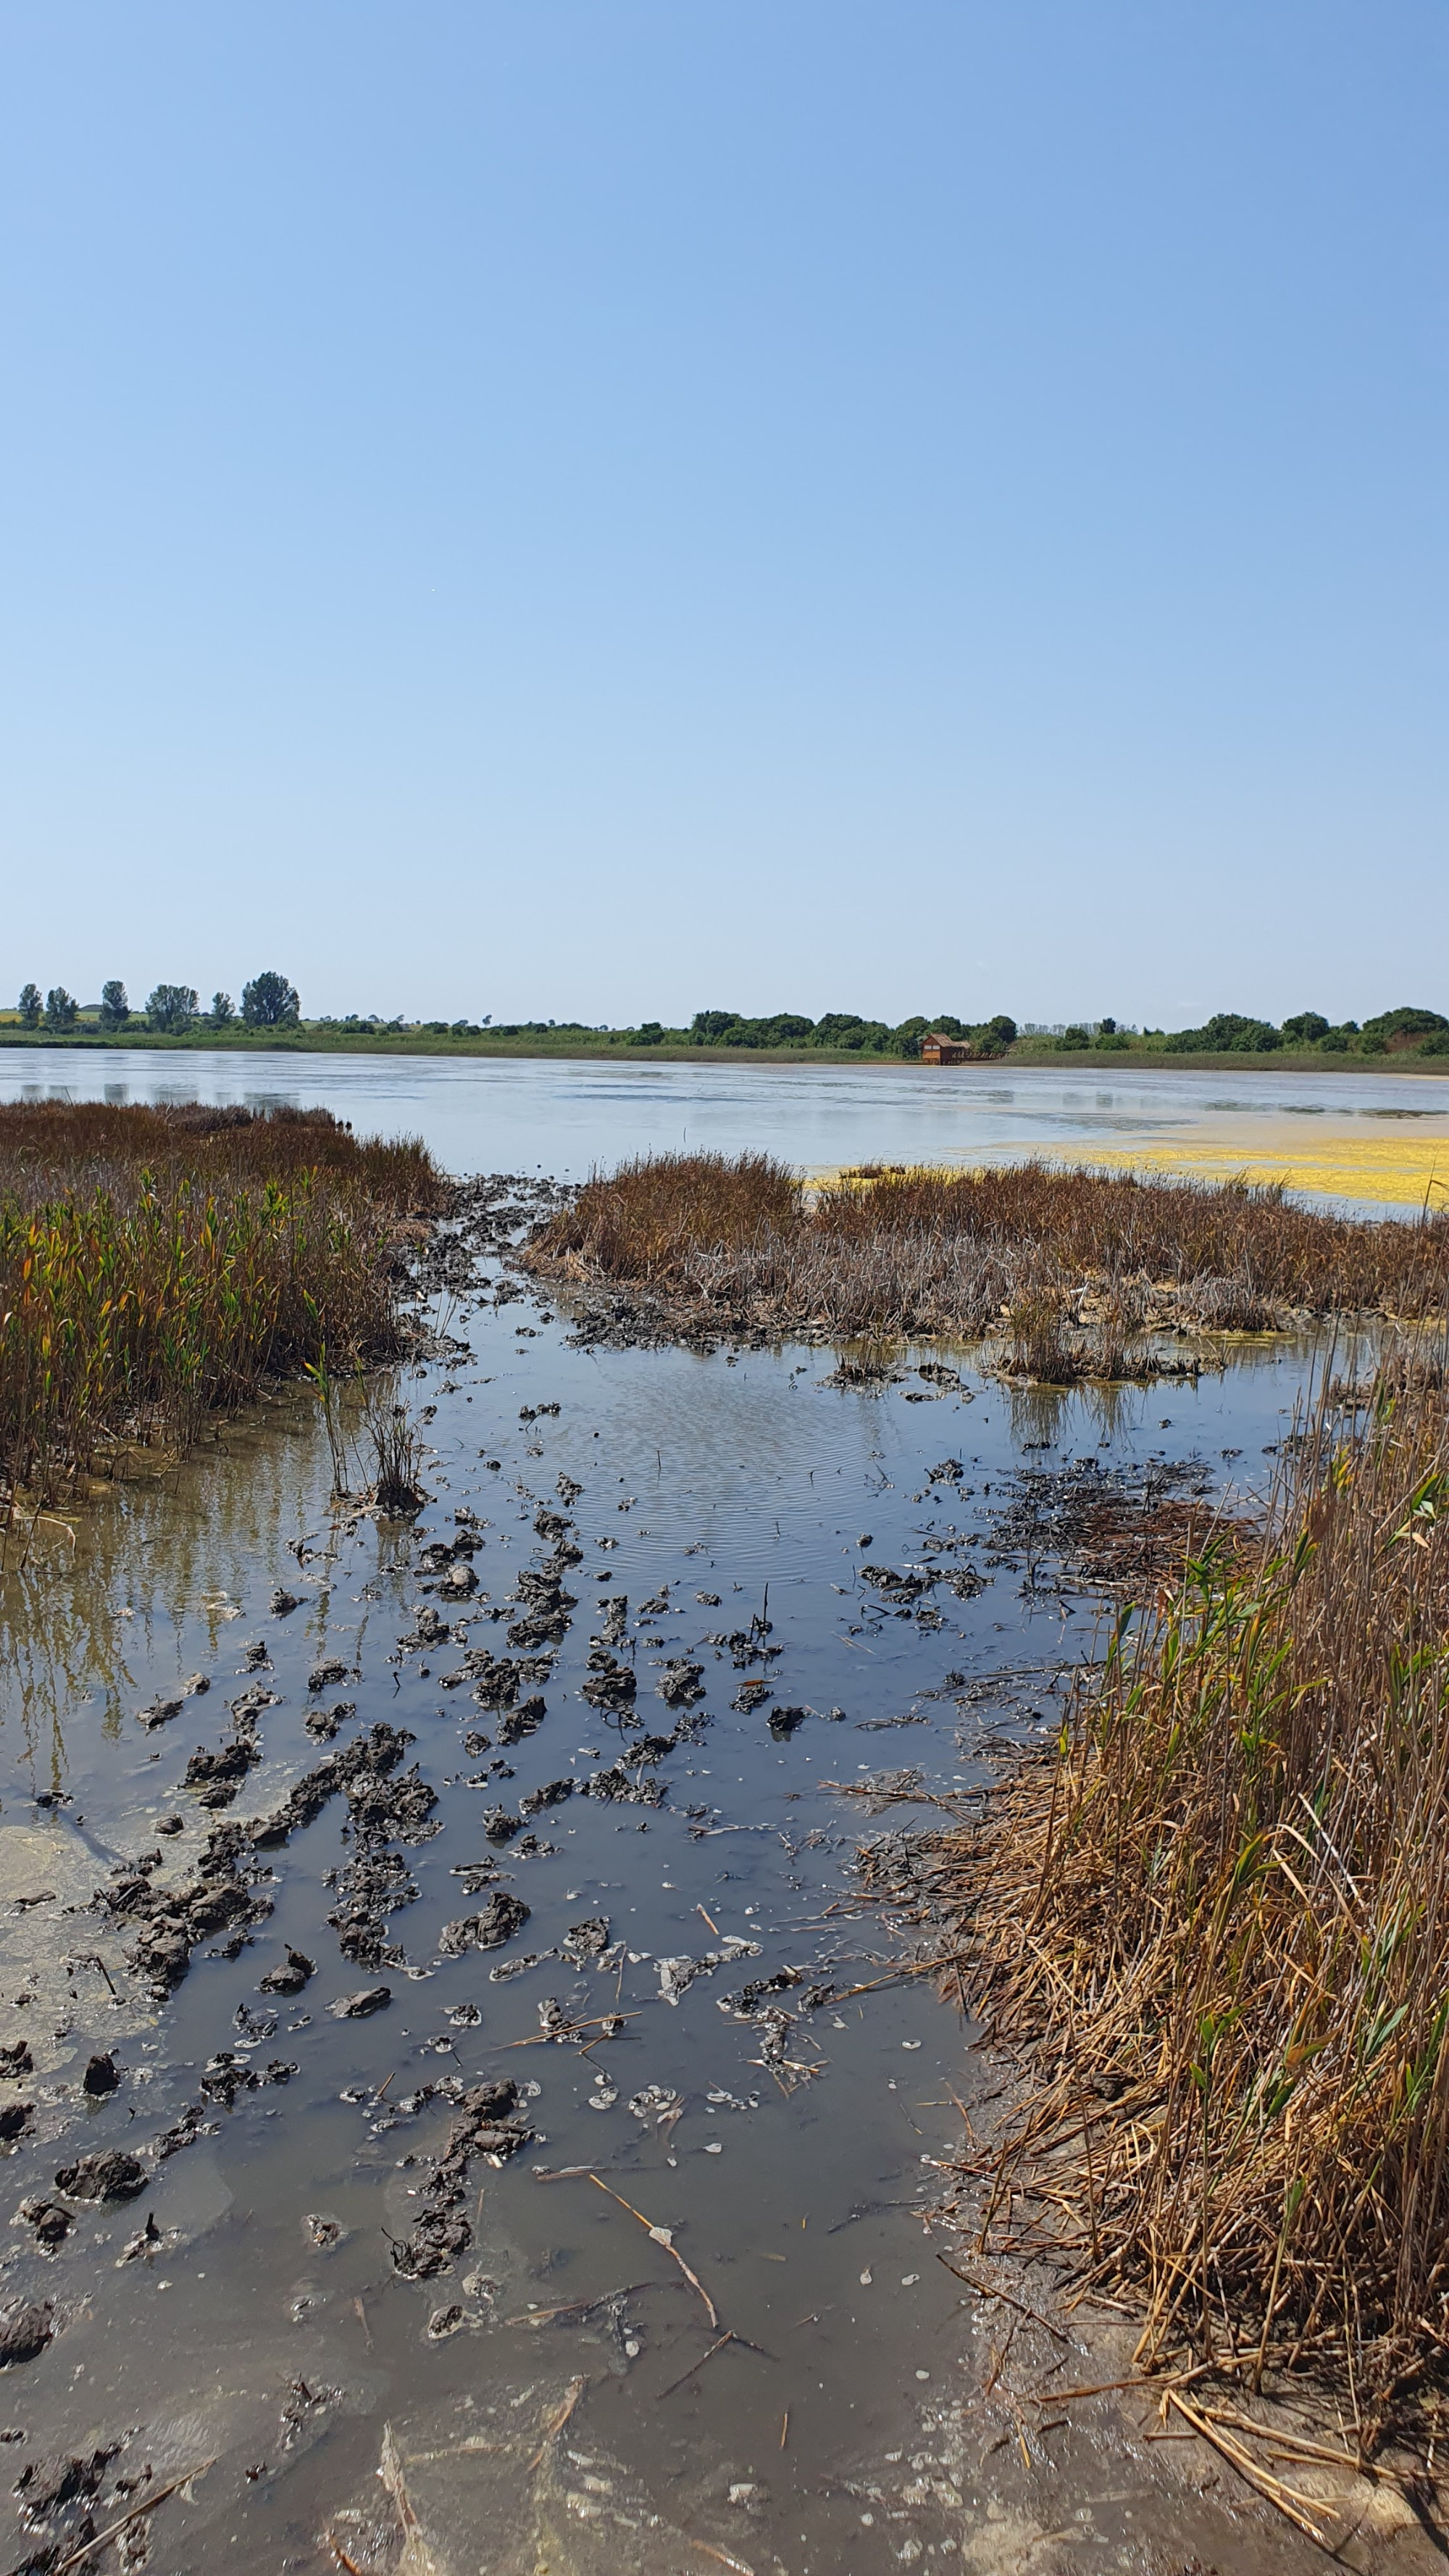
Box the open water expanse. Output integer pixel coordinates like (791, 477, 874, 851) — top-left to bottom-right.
(2, 1044, 1448, 1208)
(0, 1052, 1432, 2574)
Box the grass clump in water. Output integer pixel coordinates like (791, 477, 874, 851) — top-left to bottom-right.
(903, 1354, 1449, 2448)
(0, 1100, 448, 1505)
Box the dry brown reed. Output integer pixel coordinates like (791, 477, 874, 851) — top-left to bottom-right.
(895, 1349, 1449, 2446)
(0, 1101, 447, 1506)
(523, 1152, 1449, 1353)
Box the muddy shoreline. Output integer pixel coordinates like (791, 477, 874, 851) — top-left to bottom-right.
(0, 1179, 1434, 2576)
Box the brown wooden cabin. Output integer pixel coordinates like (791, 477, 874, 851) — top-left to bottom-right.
(920, 1032, 974, 1064)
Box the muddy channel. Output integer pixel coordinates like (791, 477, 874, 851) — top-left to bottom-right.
(0, 1188, 1413, 2576)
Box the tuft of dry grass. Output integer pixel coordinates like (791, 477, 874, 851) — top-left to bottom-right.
(0, 1101, 447, 1506)
(895, 1351, 1449, 2448)
(522, 1152, 1449, 1354)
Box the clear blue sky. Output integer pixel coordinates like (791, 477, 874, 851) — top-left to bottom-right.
(1, 3, 1444, 1030)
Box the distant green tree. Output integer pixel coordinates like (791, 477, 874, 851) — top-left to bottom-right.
(209, 991, 235, 1027)
(99, 980, 130, 1030)
(890, 1015, 932, 1059)
(44, 986, 78, 1032)
(690, 1010, 743, 1043)
(1058, 1025, 1090, 1050)
(241, 970, 301, 1027)
(1165, 1013, 1282, 1054)
(1098, 1016, 1118, 1035)
(1360, 1004, 1449, 1043)
(972, 1014, 1018, 1057)
(634, 1021, 665, 1045)
(18, 983, 41, 1028)
(146, 983, 199, 1033)
(1281, 1012, 1329, 1044)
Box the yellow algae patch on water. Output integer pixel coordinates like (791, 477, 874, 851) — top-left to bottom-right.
(806, 1138, 1449, 1213)
(1082, 1133, 1449, 1211)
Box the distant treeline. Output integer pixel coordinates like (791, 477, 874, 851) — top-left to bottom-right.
(480, 1004, 1449, 1059)
(7, 985, 1449, 1062)
(10, 972, 300, 1035)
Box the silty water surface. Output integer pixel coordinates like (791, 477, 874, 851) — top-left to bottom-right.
(0, 1206, 1344, 2572)
(3, 1041, 1448, 1211)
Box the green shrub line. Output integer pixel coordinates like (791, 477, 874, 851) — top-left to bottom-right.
(4, 997, 1449, 1071)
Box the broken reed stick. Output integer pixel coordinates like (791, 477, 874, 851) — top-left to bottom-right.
(827, 1956, 968, 2001)
(51, 2464, 214, 2575)
(657, 2332, 735, 2401)
(526, 2373, 587, 2471)
(690, 2542, 758, 2576)
(935, 2251, 1072, 2344)
(500, 2011, 640, 2049)
(326, 2539, 365, 2576)
(590, 2173, 720, 2327)
(505, 2283, 648, 2328)
(1165, 2390, 1335, 2547)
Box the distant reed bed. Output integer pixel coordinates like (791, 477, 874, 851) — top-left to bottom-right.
(0, 1100, 447, 1505)
(522, 1151, 1449, 1351)
(902, 1351, 1449, 2451)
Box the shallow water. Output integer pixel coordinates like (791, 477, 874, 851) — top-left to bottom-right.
(0, 1192, 1378, 2572)
(4, 1042, 1448, 1209)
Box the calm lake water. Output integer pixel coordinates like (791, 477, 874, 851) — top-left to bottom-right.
(4, 1041, 1448, 1205)
(0, 1052, 1413, 2574)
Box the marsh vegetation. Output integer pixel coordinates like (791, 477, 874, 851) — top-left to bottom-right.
(522, 1149, 1449, 1360)
(0, 1099, 446, 1509)
(892, 1347, 1449, 2453)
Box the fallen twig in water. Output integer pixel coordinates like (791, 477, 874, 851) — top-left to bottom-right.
(506, 2283, 647, 2328)
(589, 2173, 720, 2327)
(689, 2541, 757, 2576)
(51, 2464, 214, 2575)
(657, 2329, 769, 2402)
(527, 2373, 588, 2471)
(935, 2251, 1072, 2343)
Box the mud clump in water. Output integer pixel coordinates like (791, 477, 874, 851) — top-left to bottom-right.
(329, 1987, 392, 2019)
(54, 2148, 147, 2203)
(99, 1820, 273, 1998)
(388, 2079, 528, 2280)
(0, 2301, 55, 2369)
(258, 1945, 316, 1996)
(438, 1893, 530, 1957)
(17, 2199, 72, 2252)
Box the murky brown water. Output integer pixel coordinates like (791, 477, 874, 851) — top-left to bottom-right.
(0, 1225, 1414, 2575)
